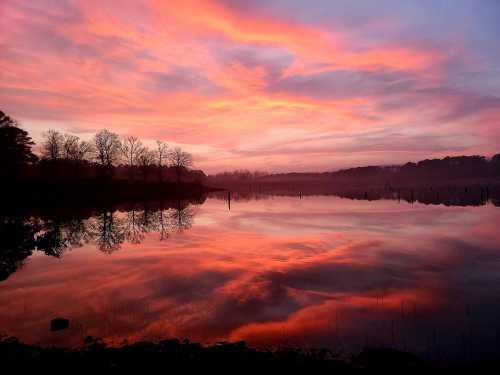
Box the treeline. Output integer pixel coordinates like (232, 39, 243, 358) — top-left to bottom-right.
(330, 155, 500, 188)
(1, 337, 435, 371)
(207, 155, 500, 190)
(0, 110, 206, 186)
(208, 170, 269, 184)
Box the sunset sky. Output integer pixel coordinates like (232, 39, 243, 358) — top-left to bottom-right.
(1, 0, 500, 173)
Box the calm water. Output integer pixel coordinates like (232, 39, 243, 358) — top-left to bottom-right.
(1, 195, 500, 362)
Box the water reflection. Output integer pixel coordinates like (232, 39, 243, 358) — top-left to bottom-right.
(0, 201, 196, 279)
(211, 186, 500, 207)
(0, 194, 499, 364)
(0, 217, 39, 281)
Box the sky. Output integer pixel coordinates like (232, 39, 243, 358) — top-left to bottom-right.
(1, 0, 500, 173)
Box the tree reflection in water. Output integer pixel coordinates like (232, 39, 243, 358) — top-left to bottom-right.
(0, 217, 39, 281)
(89, 211, 126, 254)
(0, 200, 196, 279)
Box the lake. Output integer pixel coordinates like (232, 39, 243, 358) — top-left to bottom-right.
(1, 194, 500, 363)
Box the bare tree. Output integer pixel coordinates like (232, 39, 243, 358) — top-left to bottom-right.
(120, 136, 144, 180)
(42, 129, 64, 160)
(168, 147, 193, 183)
(93, 130, 121, 171)
(156, 140, 168, 182)
(62, 134, 80, 160)
(120, 136, 143, 167)
(74, 140, 94, 162)
(61, 134, 94, 177)
(137, 147, 156, 181)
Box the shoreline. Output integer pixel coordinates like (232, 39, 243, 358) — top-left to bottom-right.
(2, 335, 499, 370)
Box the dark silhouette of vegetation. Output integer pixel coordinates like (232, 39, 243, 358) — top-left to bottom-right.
(119, 135, 143, 180)
(156, 140, 168, 182)
(0, 111, 38, 182)
(93, 129, 121, 174)
(209, 155, 500, 190)
(3, 335, 498, 370)
(137, 147, 157, 182)
(329, 155, 500, 187)
(0, 110, 210, 204)
(207, 155, 500, 205)
(169, 147, 194, 183)
(0, 335, 451, 371)
(42, 129, 64, 160)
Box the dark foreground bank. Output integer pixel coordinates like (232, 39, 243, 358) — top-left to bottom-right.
(1, 336, 499, 371)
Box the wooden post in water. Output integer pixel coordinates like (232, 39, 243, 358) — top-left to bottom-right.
(227, 191, 231, 211)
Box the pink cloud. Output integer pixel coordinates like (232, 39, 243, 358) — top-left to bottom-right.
(1, 0, 498, 172)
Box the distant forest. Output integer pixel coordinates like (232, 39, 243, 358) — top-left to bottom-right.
(209, 154, 500, 190)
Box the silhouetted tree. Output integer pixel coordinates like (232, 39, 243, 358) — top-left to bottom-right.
(42, 129, 64, 160)
(137, 147, 156, 181)
(93, 130, 121, 176)
(40, 131, 95, 180)
(0, 111, 19, 127)
(0, 110, 38, 182)
(156, 140, 168, 182)
(1, 111, 207, 192)
(63, 134, 91, 160)
(120, 136, 144, 180)
(74, 140, 94, 162)
(62, 134, 80, 159)
(169, 147, 193, 183)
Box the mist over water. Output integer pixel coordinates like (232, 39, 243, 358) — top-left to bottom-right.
(1, 194, 500, 363)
